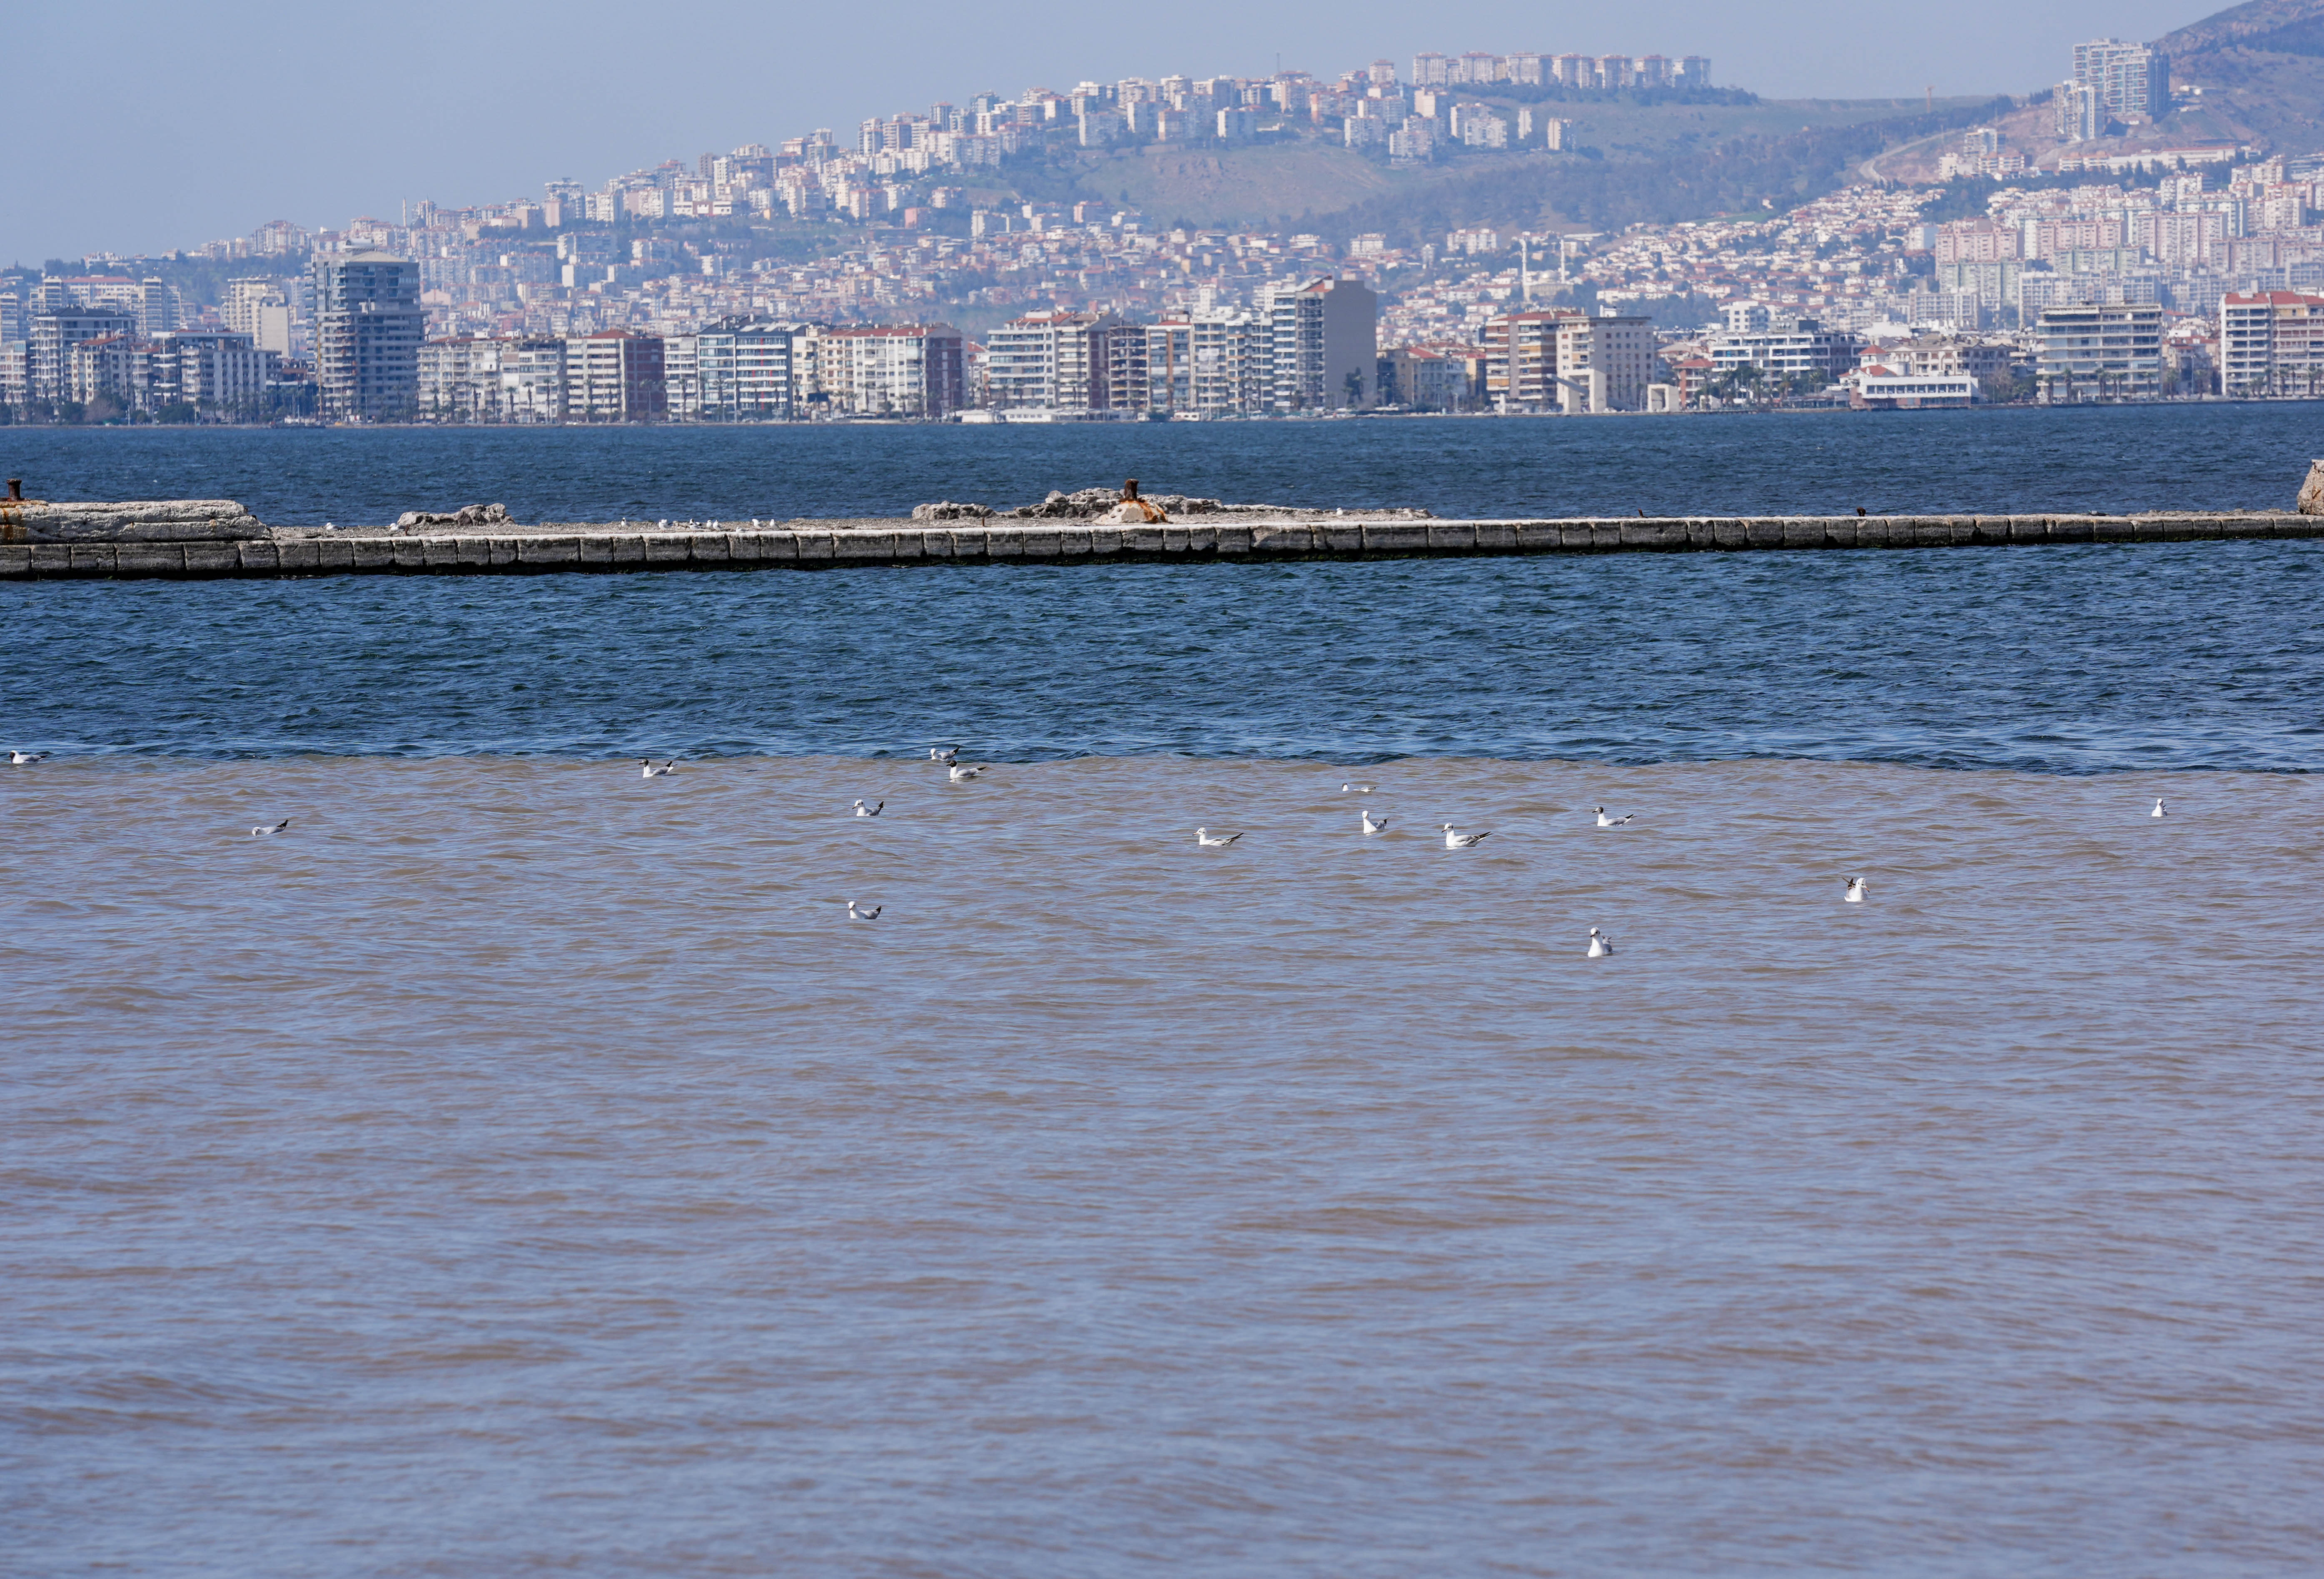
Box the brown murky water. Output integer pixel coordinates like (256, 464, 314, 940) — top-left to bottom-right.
(6, 755, 2321, 1575)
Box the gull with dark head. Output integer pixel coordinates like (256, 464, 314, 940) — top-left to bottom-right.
(948, 763, 986, 782)
(1844, 876, 1867, 903)
(9, 750, 48, 765)
(1442, 824, 1491, 849)
(1595, 806, 1635, 827)
(639, 758, 677, 778)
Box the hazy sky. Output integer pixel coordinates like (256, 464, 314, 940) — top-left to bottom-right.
(4, 0, 2208, 261)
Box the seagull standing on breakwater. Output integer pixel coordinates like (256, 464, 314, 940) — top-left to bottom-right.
(1442, 825, 1491, 849)
(639, 759, 676, 778)
(1195, 828, 1242, 847)
(2152, 797, 2166, 818)
(853, 799, 883, 818)
(948, 763, 985, 782)
(9, 750, 47, 765)
(1844, 876, 1867, 903)
(1361, 810, 1387, 835)
(1587, 928, 1614, 958)
(251, 818, 291, 838)
(846, 901, 882, 921)
(1595, 806, 1635, 827)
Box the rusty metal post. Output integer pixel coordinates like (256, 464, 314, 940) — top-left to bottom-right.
(1122, 479, 1139, 501)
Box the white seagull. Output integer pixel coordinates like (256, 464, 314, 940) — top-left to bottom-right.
(929, 746, 959, 766)
(1341, 782, 1375, 793)
(853, 799, 883, 818)
(251, 818, 291, 838)
(1442, 824, 1491, 849)
(2151, 797, 2166, 818)
(846, 901, 882, 921)
(1844, 876, 1867, 903)
(9, 750, 47, 765)
(1587, 927, 1614, 958)
(1195, 827, 1242, 847)
(1595, 806, 1635, 827)
(948, 763, 985, 782)
(639, 758, 676, 778)
(1361, 810, 1388, 835)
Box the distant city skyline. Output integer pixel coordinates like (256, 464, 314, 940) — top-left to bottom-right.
(4, 0, 2204, 259)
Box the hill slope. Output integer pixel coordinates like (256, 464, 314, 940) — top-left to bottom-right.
(1021, 97, 2001, 242)
(2157, 0, 2324, 152)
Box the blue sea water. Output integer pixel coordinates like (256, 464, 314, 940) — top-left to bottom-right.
(5, 399, 2322, 524)
(5, 404, 2324, 773)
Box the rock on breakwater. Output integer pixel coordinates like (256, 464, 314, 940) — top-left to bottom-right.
(3, 512, 2320, 580)
(0, 496, 270, 544)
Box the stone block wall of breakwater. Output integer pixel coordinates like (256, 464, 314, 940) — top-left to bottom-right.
(4, 514, 2322, 580)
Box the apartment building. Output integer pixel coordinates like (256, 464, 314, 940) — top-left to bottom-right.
(28, 305, 137, 403)
(313, 251, 425, 422)
(694, 320, 798, 419)
(1708, 316, 1860, 385)
(172, 331, 276, 409)
(2219, 290, 2324, 395)
(1554, 314, 1654, 412)
(419, 337, 507, 422)
(984, 308, 1140, 411)
(2073, 39, 2169, 120)
(502, 338, 568, 422)
(814, 323, 966, 416)
(564, 329, 666, 421)
(1480, 309, 1583, 411)
(1145, 308, 1268, 415)
(67, 329, 276, 414)
(1261, 276, 1378, 411)
(2036, 304, 2165, 399)
(1376, 346, 1470, 410)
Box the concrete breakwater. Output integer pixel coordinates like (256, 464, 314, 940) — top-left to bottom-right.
(3, 513, 2321, 580)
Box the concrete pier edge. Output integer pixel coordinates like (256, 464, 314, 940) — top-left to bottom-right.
(2, 514, 2318, 580)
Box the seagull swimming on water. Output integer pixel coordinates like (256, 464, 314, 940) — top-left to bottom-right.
(1587, 927, 1614, 958)
(639, 759, 676, 778)
(846, 901, 882, 921)
(1341, 782, 1375, 793)
(1844, 876, 1867, 903)
(9, 750, 47, 765)
(2151, 797, 2166, 818)
(1442, 824, 1491, 849)
(930, 747, 959, 766)
(251, 818, 290, 838)
(1361, 810, 1387, 835)
(948, 763, 985, 782)
(1594, 806, 1634, 827)
(1196, 827, 1242, 847)
(853, 799, 883, 818)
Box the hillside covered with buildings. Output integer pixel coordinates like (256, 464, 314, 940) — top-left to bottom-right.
(5, 5, 2324, 428)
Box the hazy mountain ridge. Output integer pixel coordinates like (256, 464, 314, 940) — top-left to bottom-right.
(2156, 0, 2324, 53)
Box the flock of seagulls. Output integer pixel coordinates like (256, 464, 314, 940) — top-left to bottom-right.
(2, 747, 2179, 952)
